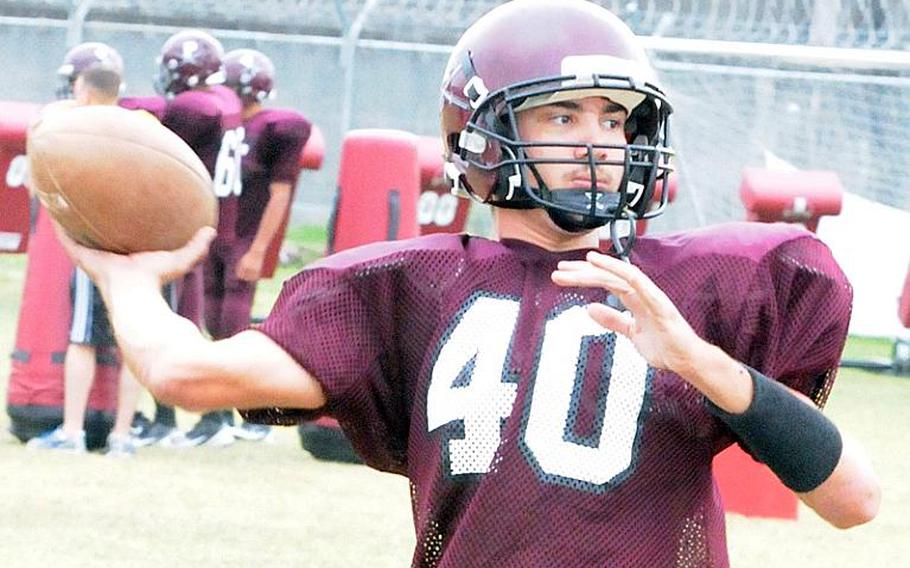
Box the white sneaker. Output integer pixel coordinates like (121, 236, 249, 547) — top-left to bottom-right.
(232, 422, 274, 442)
(26, 427, 87, 453)
(204, 424, 236, 448)
(105, 432, 136, 458)
(155, 429, 189, 448)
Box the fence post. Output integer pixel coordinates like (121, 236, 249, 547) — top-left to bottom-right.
(65, 0, 96, 48)
(339, 0, 380, 135)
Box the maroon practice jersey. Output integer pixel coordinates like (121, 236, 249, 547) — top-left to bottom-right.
(249, 222, 852, 568)
(120, 87, 243, 179)
(161, 84, 243, 175)
(157, 85, 244, 239)
(119, 95, 166, 120)
(231, 108, 311, 240)
(122, 87, 242, 325)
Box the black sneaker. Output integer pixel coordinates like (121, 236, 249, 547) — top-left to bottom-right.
(130, 413, 153, 437)
(178, 417, 234, 448)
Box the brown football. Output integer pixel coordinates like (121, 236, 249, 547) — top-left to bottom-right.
(26, 104, 216, 253)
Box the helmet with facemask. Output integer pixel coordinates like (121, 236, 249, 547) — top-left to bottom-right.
(155, 30, 225, 97)
(223, 48, 276, 104)
(440, 0, 674, 245)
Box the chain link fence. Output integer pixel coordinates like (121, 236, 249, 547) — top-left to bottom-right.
(3, 1, 908, 47)
(1, 0, 908, 230)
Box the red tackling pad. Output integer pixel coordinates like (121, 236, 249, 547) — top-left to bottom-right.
(740, 168, 843, 233)
(0, 101, 42, 253)
(7, 208, 120, 449)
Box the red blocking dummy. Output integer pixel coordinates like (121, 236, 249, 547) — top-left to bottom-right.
(416, 135, 471, 235)
(712, 445, 798, 520)
(0, 101, 41, 253)
(302, 129, 422, 462)
(6, 207, 119, 450)
(327, 129, 420, 253)
(740, 168, 843, 233)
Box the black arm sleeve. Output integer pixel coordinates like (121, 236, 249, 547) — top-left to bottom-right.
(706, 365, 843, 493)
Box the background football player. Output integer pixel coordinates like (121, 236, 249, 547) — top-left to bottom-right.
(121, 29, 244, 448)
(204, 48, 312, 442)
(57, 1, 880, 565)
(28, 42, 143, 457)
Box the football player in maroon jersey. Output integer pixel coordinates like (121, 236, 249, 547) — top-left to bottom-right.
(58, 1, 879, 566)
(122, 29, 246, 447)
(209, 48, 312, 441)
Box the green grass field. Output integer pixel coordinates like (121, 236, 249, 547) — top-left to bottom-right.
(1, 229, 908, 567)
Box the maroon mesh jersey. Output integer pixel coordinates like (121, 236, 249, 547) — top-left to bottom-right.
(231, 108, 311, 240)
(249, 222, 852, 568)
(155, 85, 244, 239)
(118, 95, 166, 120)
(159, 84, 243, 176)
(120, 87, 243, 178)
(121, 88, 241, 324)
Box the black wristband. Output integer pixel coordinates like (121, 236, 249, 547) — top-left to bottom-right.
(706, 365, 843, 493)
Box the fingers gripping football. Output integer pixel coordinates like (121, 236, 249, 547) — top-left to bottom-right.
(55, 222, 216, 291)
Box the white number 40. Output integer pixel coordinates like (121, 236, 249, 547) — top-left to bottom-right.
(427, 295, 651, 490)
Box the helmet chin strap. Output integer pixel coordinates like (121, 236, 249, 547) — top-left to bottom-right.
(545, 208, 608, 233)
(609, 214, 637, 261)
(542, 183, 625, 234)
(506, 157, 637, 257)
(518, 163, 592, 232)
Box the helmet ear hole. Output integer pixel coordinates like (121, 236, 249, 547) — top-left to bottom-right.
(492, 111, 514, 138)
(627, 134, 658, 216)
(446, 133, 461, 155)
(626, 99, 659, 142)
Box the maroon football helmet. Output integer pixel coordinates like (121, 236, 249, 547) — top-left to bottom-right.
(56, 42, 124, 99)
(223, 49, 276, 104)
(441, 0, 674, 237)
(155, 29, 225, 97)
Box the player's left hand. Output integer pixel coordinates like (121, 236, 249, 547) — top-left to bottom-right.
(236, 249, 264, 282)
(551, 251, 703, 372)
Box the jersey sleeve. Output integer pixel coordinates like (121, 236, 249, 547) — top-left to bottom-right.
(261, 114, 312, 183)
(241, 251, 412, 473)
(741, 234, 851, 403)
(118, 96, 166, 120)
(713, 232, 853, 454)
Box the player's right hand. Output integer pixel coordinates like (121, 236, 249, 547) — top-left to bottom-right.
(551, 250, 703, 374)
(54, 223, 216, 290)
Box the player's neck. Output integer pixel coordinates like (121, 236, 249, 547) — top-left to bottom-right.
(494, 208, 599, 252)
(78, 95, 118, 106)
